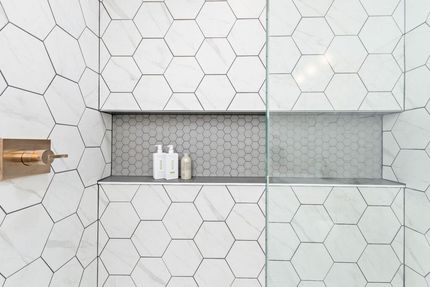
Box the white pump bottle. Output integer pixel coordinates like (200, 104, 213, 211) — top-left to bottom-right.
(165, 145, 179, 180)
(153, 145, 165, 180)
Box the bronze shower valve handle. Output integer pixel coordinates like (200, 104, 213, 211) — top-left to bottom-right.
(4, 149, 68, 166)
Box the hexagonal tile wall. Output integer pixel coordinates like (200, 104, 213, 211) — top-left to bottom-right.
(267, 185, 404, 286)
(0, 2, 111, 286)
(98, 0, 404, 112)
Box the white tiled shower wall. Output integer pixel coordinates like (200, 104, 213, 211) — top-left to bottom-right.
(99, 0, 405, 112)
(98, 184, 404, 287)
(382, 1, 430, 284)
(0, 0, 111, 286)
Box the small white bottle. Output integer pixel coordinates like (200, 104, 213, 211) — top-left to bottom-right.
(181, 153, 192, 180)
(153, 145, 165, 180)
(165, 145, 179, 180)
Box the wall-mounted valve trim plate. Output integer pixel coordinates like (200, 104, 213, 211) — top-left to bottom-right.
(0, 139, 68, 181)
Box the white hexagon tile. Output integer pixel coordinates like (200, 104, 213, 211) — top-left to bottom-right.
(382, 1, 430, 284)
(0, 0, 111, 286)
(97, 0, 405, 112)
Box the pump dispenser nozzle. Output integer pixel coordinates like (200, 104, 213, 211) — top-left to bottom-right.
(167, 145, 174, 153)
(155, 145, 163, 153)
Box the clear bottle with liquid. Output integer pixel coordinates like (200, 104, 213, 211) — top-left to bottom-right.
(165, 145, 178, 180)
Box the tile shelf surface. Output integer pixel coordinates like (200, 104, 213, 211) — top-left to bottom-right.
(99, 176, 404, 187)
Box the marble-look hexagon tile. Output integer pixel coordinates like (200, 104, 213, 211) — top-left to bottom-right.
(134, 39, 173, 75)
(228, 93, 265, 111)
(383, 132, 401, 166)
(0, 172, 52, 213)
(293, 0, 333, 16)
(49, 257, 83, 287)
(228, 57, 265, 93)
(292, 243, 333, 280)
(326, 36, 367, 73)
(359, 187, 401, 206)
(405, 24, 430, 71)
(405, 228, 430, 276)
(267, 186, 300, 222)
(0, 88, 53, 138)
(358, 245, 400, 282)
(227, 186, 265, 203)
(267, 261, 300, 287)
(163, 240, 202, 276)
(292, 205, 333, 242)
(196, 39, 235, 74)
(227, 204, 265, 240)
(45, 76, 85, 125)
(195, 259, 235, 287)
(325, 74, 367, 110)
(79, 108, 106, 146)
(405, 66, 430, 109)
(196, 2, 235, 37)
(77, 223, 97, 267)
(325, 225, 366, 262)
(268, 37, 300, 73)
(101, 130, 112, 163)
(165, 20, 204, 56)
(165, 0, 204, 20)
(132, 221, 170, 257)
(79, 68, 99, 109)
(228, 0, 265, 19)
(0, 25, 55, 94)
(134, 75, 172, 110)
(293, 18, 334, 55)
(359, 206, 401, 244)
(43, 171, 84, 222)
(42, 214, 83, 271)
(405, 0, 430, 31)
(1, 0, 55, 40)
(360, 17, 402, 53)
(45, 27, 86, 82)
(79, 28, 98, 72)
(77, 148, 107, 187)
(293, 92, 334, 110)
(102, 185, 139, 202)
(103, 20, 141, 56)
(326, 0, 368, 35)
(101, 202, 139, 238)
(132, 258, 171, 287)
(196, 75, 235, 111)
(104, 276, 136, 287)
(226, 241, 264, 278)
(50, 0, 86, 38)
(0, 205, 53, 277)
(324, 263, 366, 287)
(361, 0, 400, 15)
(163, 203, 202, 239)
(134, 2, 173, 38)
(3, 258, 52, 287)
(195, 222, 234, 258)
(0, 72, 6, 95)
(167, 277, 198, 287)
(163, 185, 202, 202)
(405, 189, 430, 233)
(102, 57, 141, 92)
(132, 185, 171, 220)
(268, 0, 300, 36)
(293, 55, 334, 92)
(195, 186, 234, 221)
(165, 57, 204, 93)
(292, 187, 332, 205)
(103, 0, 141, 20)
(231, 279, 260, 287)
(102, 93, 140, 111)
(228, 19, 265, 56)
(359, 54, 402, 92)
(164, 93, 203, 110)
(392, 150, 430, 191)
(101, 239, 139, 275)
(325, 187, 366, 224)
(267, 223, 300, 260)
